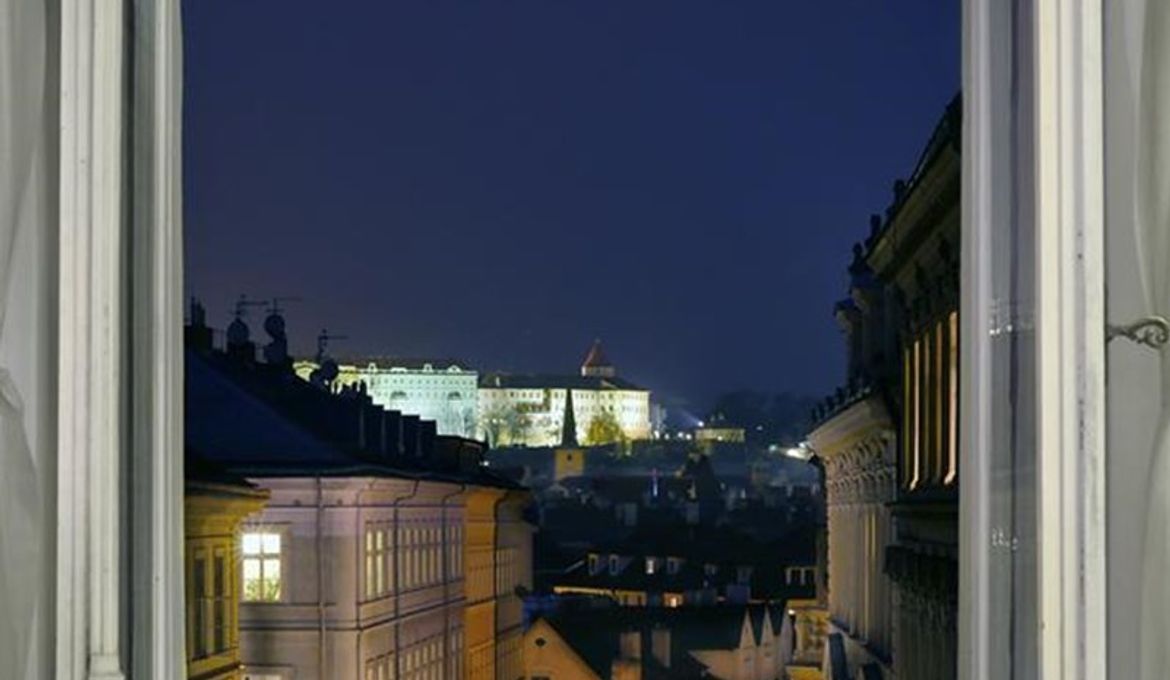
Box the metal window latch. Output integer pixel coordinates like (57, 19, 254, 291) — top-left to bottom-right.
(1107, 316, 1170, 349)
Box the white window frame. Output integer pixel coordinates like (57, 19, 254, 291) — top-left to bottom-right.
(961, 0, 1107, 677)
(54, 0, 186, 677)
(241, 528, 287, 603)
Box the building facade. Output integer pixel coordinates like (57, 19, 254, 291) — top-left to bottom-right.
(187, 314, 533, 680)
(478, 341, 651, 447)
(295, 358, 479, 438)
(807, 95, 960, 680)
(185, 470, 269, 680)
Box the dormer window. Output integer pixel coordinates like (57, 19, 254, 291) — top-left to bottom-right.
(666, 557, 682, 575)
(645, 557, 659, 575)
(588, 554, 600, 575)
(736, 565, 753, 584)
(609, 555, 621, 576)
(704, 563, 718, 576)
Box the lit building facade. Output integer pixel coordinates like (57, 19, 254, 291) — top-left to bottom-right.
(478, 341, 651, 447)
(187, 316, 532, 680)
(295, 358, 479, 438)
(184, 467, 269, 680)
(807, 95, 960, 680)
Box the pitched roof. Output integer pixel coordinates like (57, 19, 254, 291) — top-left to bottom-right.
(478, 372, 646, 392)
(186, 347, 522, 490)
(540, 605, 771, 678)
(339, 356, 473, 372)
(581, 339, 612, 369)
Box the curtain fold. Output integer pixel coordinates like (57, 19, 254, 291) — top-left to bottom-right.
(0, 0, 46, 678)
(1138, 1, 1170, 677)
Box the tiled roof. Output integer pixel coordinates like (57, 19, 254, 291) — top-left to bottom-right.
(581, 339, 612, 368)
(186, 346, 522, 490)
(541, 605, 772, 678)
(479, 372, 646, 392)
(339, 356, 473, 371)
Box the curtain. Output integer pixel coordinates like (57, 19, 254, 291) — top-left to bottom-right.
(1138, 1, 1170, 677)
(0, 0, 46, 677)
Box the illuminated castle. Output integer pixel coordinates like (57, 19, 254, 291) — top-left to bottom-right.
(477, 340, 651, 448)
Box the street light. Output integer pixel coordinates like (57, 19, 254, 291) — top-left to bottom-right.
(784, 441, 816, 462)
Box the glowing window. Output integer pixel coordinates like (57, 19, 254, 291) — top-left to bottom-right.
(933, 322, 943, 482)
(365, 525, 389, 598)
(910, 339, 922, 490)
(945, 310, 959, 485)
(242, 531, 282, 602)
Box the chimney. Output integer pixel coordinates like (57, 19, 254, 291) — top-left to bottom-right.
(360, 403, 384, 455)
(419, 420, 437, 463)
(401, 415, 421, 459)
(185, 298, 213, 352)
(651, 626, 671, 669)
(384, 411, 403, 459)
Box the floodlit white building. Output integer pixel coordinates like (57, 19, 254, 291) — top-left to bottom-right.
(296, 359, 479, 438)
(477, 341, 652, 447)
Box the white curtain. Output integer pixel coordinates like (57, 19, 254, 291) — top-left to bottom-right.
(1138, 0, 1170, 677)
(0, 0, 46, 677)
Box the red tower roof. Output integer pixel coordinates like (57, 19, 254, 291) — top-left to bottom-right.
(582, 339, 610, 368)
(581, 339, 616, 377)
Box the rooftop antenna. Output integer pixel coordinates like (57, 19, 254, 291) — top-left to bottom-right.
(315, 328, 348, 361)
(233, 294, 267, 320)
(268, 296, 302, 316)
(227, 294, 267, 348)
(263, 296, 301, 366)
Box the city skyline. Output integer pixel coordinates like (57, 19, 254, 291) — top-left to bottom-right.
(183, 1, 960, 406)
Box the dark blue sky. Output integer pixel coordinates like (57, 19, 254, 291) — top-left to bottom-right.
(183, 1, 959, 408)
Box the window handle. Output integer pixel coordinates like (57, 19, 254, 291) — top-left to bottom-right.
(1107, 315, 1170, 349)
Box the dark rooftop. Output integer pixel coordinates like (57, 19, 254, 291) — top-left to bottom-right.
(479, 372, 647, 392)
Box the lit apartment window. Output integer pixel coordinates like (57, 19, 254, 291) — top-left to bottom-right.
(242, 531, 282, 602)
(365, 524, 390, 598)
(192, 555, 207, 658)
(213, 553, 228, 652)
(645, 556, 658, 575)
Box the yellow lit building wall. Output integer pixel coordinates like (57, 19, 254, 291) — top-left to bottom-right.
(522, 619, 603, 680)
(185, 482, 268, 680)
(901, 310, 960, 491)
(554, 448, 586, 481)
(464, 488, 504, 680)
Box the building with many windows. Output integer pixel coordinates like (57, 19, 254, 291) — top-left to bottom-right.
(186, 313, 532, 680)
(478, 340, 651, 447)
(294, 357, 479, 438)
(806, 95, 960, 680)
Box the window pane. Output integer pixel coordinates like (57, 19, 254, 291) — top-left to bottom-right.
(243, 558, 261, 601)
(262, 533, 281, 554)
(242, 533, 260, 555)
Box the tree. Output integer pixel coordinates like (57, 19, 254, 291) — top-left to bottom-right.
(480, 402, 530, 447)
(585, 410, 625, 447)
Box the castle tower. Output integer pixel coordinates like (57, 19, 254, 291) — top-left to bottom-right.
(554, 389, 585, 482)
(581, 339, 616, 378)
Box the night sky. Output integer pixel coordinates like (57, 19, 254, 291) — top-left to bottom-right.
(183, 1, 959, 408)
